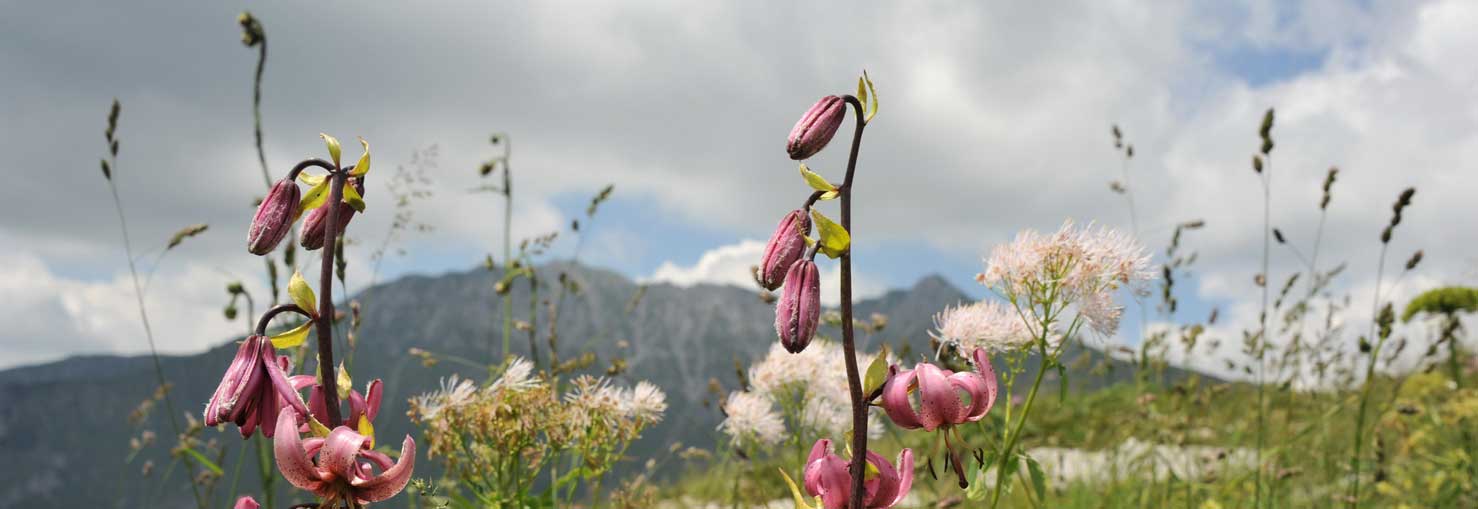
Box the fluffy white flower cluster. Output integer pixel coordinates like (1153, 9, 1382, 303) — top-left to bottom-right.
(718, 391, 786, 447)
(930, 299, 1033, 354)
(411, 374, 480, 421)
(978, 220, 1153, 336)
(565, 375, 669, 426)
(720, 340, 885, 448)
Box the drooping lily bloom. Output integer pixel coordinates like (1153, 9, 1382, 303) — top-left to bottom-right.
(247, 177, 300, 255)
(880, 348, 997, 431)
(285, 374, 383, 428)
(757, 209, 810, 291)
(233, 496, 260, 509)
(787, 95, 847, 160)
(803, 438, 913, 509)
(774, 259, 821, 353)
(204, 335, 309, 438)
(300, 177, 365, 251)
(273, 409, 415, 506)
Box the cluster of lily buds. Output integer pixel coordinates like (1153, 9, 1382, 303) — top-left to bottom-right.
(203, 335, 309, 438)
(247, 178, 300, 255)
(758, 209, 810, 291)
(802, 438, 913, 509)
(774, 259, 821, 353)
(881, 348, 998, 431)
(273, 408, 416, 506)
(787, 95, 847, 160)
(301, 177, 366, 251)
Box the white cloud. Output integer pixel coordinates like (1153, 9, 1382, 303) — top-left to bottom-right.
(646, 239, 886, 307)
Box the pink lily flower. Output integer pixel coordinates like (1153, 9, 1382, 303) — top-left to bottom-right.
(286, 374, 384, 428)
(273, 409, 416, 506)
(880, 348, 998, 431)
(803, 438, 913, 509)
(233, 496, 260, 509)
(204, 335, 310, 438)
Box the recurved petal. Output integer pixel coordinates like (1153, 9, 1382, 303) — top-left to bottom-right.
(273, 410, 326, 494)
(233, 496, 260, 509)
(949, 371, 994, 423)
(350, 435, 416, 503)
(863, 450, 899, 507)
(321, 426, 371, 483)
(885, 449, 914, 508)
(880, 369, 923, 429)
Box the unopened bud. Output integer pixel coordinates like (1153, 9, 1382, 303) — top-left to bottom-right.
(786, 95, 846, 160)
(1252, 155, 1263, 174)
(247, 178, 300, 255)
(774, 259, 821, 353)
(300, 177, 365, 251)
(757, 210, 810, 290)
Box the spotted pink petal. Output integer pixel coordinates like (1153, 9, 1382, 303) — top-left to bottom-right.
(914, 363, 961, 431)
(885, 449, 914, 508)
(803, 446, 851, 509)
(321, 426, 371, 483)
(880, 368, 923, 429)
(348, 434, 416, 503)
(863, 450, 898, 506)
(273, 410, 327, 496)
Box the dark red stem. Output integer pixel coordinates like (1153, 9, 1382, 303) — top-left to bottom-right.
(839, 94, 867, 509)
(315, 167, 347, 428)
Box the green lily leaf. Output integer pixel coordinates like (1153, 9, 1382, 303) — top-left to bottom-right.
(297, 172, 326, 187)
(320, 133, 342, 167)
(862, 70, 878, 122)
(288, 270, 317, 316)
(269, 321, 311, 349)
(297, 178, 332, 222)
(336, 362, 352, 401)
(342, 180, 366, 212)
(811, 210, 850, 259)
(307, 415, 332, 438)
(349, 137, 371, 176)
(863, 344, 890, 395)
(358, 415, 375, 448)
(799, 164, 836, 193)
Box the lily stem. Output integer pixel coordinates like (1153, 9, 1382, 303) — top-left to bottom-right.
(315, 167, 347, 428)
(839, 95, 868, 509)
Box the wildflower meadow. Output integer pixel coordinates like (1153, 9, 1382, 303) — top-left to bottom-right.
(3, 3, 1477, 509)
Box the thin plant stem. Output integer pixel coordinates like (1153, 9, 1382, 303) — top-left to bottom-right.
(315, 165, 348, 427)
(1348, 241, 1390, 508)
(1254, 155, 1272, 509)
(837, 95, 869, 509)
(102, 123, 206, 508)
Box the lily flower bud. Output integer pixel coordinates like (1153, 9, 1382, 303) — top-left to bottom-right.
(757, 210, 810, 291)
(300, 177, 365, 251)
(787, 95, 846, 160)
(774, 259, 821, 353)
(247, 178, 300, 255)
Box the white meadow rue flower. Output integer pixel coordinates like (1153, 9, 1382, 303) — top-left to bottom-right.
(411, 374, 476, 421)
(978, 220, 1152, 337)
(745, 340, 886, 438)
(930, 300, 1033, 353)
(718, 391, 786, 447)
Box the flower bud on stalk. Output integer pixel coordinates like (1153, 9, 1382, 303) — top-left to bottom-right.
(774, 259, 820, 353)
(757, 210, 810, 291)
(247, 178, 300, 255)
(300, 177, 365, 251)
(786, 95, 846, 160)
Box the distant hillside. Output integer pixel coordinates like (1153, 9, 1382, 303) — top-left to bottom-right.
(0, 263, 1200, 508)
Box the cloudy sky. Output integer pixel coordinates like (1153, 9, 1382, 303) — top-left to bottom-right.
(2, 0, 1476, 377)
